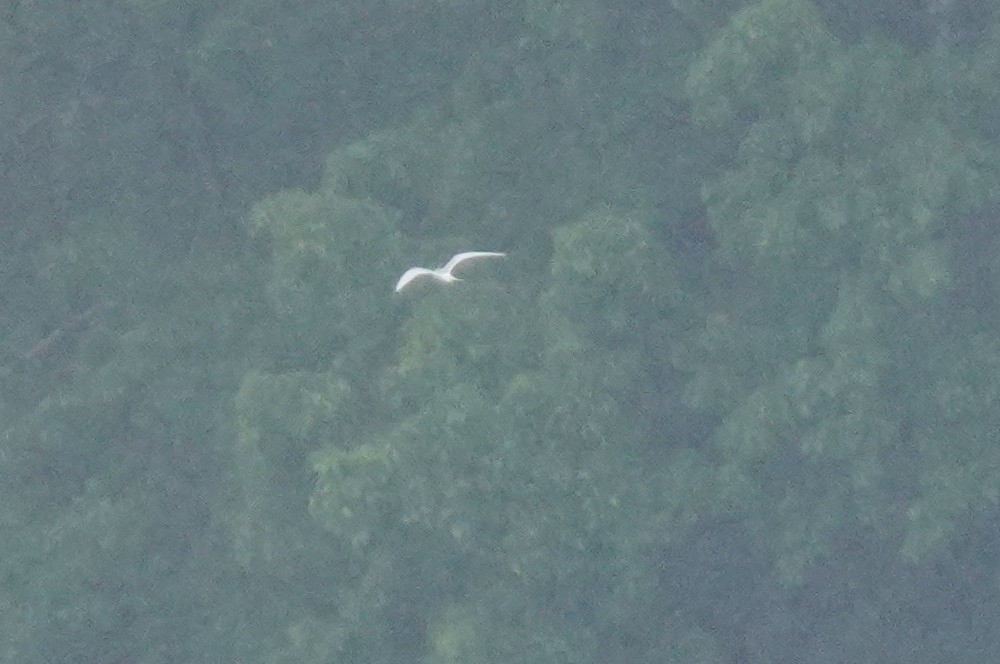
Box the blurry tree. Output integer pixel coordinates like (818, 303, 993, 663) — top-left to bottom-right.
(8, 0, 1000, 661)
(300, 201, 717, 661)
(683, 0, 1000, 581)
(0, 214, 264, 660)
(0, 0, 240, 259)
(187, 0, 520, 199)
(222, 0, 738, 658)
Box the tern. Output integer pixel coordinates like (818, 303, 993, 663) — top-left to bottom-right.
(395, 251, 506, 292)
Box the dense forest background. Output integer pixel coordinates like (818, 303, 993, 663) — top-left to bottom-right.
(2, 0, 1000, 661)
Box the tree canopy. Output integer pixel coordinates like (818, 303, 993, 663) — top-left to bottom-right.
(3, 0, 1000, 661)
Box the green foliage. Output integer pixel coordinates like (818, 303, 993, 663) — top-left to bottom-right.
(36, 213, 146, 305)
(0, 481, 144, 661)
(690, 6, 998, 293)
(426, 604, 484, 664)
(0, 214, 263, 660)
(684, 0, 1000, 582)
(9, 0, 1000, 661)
(523, 0, 605, 44)
(297, 196, 715, 660)
(685, 0, 842, 128)
(233, 4, 734, 653)
(710, 283, 898, 581)
(394, 286, 539, 400)
(901, 334, 1000, 561)
(249, 185, 404, 370)
(545, 209, 681, 348)
(188, 0, 503, 199)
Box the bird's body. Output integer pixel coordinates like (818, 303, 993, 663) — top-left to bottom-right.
(395, 251, 506, 292)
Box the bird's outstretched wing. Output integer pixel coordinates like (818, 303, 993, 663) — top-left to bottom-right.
(395, 267, 435, 292)
(443, 251, 506, 275)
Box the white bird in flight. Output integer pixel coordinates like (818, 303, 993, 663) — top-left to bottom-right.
(395, 251, 506, 292)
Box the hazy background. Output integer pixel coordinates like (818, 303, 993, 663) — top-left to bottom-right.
(1, 0, 999, 661)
